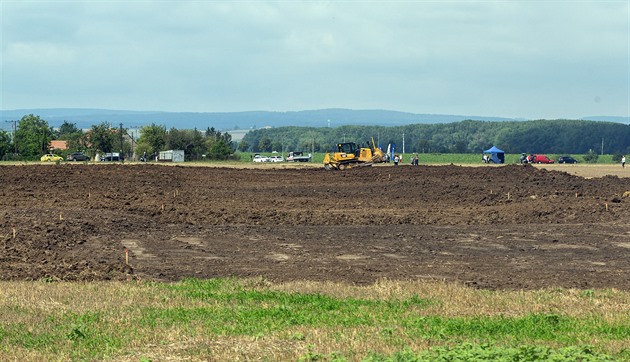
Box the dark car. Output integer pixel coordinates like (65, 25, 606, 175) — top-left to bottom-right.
(101, 152, 123, 162)
(558, 156, 578, 164)
(66, 152, 90, 161)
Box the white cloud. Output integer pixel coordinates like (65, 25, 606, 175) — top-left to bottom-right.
(1, 0, 628, 119)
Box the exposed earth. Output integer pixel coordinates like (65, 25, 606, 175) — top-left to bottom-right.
(1, 163, 629, 290)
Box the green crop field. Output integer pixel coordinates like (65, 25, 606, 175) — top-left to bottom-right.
(0, 152, 616, 166)
(0, 278, 627, 361)
(235, 152, 615, 165)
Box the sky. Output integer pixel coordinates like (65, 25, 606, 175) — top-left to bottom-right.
(1, 0, 629, 120)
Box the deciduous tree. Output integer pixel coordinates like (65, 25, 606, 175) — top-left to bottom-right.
(138, 123, 167, 155)
(15, 114, 52, 159)
(88, 122, 116, 154)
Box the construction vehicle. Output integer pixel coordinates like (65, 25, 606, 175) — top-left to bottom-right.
(323, 138, 385, 170)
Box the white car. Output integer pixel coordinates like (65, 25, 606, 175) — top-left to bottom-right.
(253, 154, 270, 162)
(269, 155, 284, 162)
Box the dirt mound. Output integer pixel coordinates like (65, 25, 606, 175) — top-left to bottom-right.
(1, 164, 628, 290)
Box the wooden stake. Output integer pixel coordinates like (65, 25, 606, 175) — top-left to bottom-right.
(12, 227, 16, 239)
(605, 202, 609, 211)
(125, 248, 129, 265)
(507, 192, 510, 200)
(59, 212, 63, 220)
(161, 204, 164, 211)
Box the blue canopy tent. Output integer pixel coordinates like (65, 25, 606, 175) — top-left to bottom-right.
(484, 146, 505, 164)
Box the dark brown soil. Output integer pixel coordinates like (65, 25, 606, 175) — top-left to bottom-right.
(1, 164, 629, 290)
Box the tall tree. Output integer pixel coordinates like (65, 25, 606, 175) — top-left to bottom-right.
(258, 135, 272, 152)
(167, 128, 206, 160)
(58, 121, 80, 137)
(205, 129, 235, 160)
(88, 122, 116, 154)
(137, 123, 167, 156)
(15, 114, 52, 159)
(237, 139, 250, 152)
(0, 130, 12, 160)
(57, 121, 88, 151)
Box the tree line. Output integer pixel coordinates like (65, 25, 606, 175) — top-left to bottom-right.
(2, 115, 629, 162)
(240, 119, 630, 156)
(0, 115, 235, 161)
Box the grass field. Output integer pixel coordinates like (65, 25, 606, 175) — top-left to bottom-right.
(2, 152, 619, 166)
(0, 278, 628, 361)
(236, 152, 616, 165)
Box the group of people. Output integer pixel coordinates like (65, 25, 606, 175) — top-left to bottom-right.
(391, 154, 419, 166)
(518, 153, 535, 164)
(411, 154, 419, 165)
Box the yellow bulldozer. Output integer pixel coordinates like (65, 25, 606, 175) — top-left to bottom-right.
(323, 138, 386, 170)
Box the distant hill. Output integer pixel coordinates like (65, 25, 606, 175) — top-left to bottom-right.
(1, 108, 517, 131)
(1, 108, 627, 131)
(580, 116, 630, 123)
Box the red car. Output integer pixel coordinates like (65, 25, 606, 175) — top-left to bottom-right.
(531, 154, 554, 164)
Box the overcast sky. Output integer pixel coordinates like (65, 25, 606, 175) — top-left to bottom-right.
(1, 1, 628, 120)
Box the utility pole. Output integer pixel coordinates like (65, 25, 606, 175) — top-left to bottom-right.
(402, 132, 405, 155)
(131, 131, 135, 160)
(601, 137, 604, 155)
(5, 120, 17, 153)
(119, 123, 124, 157)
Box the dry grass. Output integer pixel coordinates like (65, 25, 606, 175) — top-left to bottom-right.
(263, 278, 630, 321)
(537, 163, 630, 179)
(1, 279, 628, 361)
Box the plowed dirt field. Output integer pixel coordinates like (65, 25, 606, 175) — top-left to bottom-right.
(1, 163, 629, 290)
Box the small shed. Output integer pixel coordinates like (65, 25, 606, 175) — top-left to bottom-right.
(484, 146, 505, 164)
(159, 150, 185, 163)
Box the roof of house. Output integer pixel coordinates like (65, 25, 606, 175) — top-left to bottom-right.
(50, 140, 68, 150)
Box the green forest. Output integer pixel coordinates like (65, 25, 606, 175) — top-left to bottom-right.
(240, 119, 630, 156)
(2, 115, 629, 161)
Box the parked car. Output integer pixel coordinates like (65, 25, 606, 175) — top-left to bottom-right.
(101, 152, 123, 162)
(40, 154, 63, 162)
(269, 155, 284, 162)
(558, 156, 578, 164)
(531, 154, 554, 164)
(253, 154, 270, 163)
(66, 152, 90, 161)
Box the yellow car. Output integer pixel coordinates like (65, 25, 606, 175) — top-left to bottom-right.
(40, 154, 64, 162)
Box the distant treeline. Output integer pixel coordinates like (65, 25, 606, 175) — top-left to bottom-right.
(239, 119, 630, 155)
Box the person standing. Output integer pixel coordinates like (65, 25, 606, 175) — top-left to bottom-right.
(622, 155, 626, 168)
(394, 154, 399, 166)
